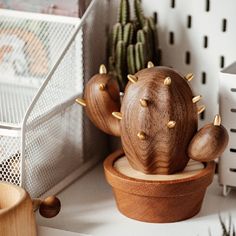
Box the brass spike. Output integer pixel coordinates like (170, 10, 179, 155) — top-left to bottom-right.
(213, 114, 221, 126)
(99, 83, 106, 91)
(75, 98, 86, 107)
(140, 98, 148, 107)
(137, 131, 146, 140)
(192, 95, 202, 104)
(127, 74, 138, 83)
(112, 112, 122, 120)
(164, 77, 171, 86)
(197, 105, 206, 114)
(185, 73, 194, 81)
(99, 64, 107, 74)
(147, 61, 154, 68)
(167, 121, 176, 128)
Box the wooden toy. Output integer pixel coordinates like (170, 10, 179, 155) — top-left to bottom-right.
(76, 64, 229, 222)
(0, 181, 60, 236)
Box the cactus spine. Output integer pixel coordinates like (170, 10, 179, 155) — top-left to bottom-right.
(108, 0, 159, 91)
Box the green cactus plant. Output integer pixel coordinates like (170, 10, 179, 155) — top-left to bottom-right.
(108, 0, 159, 91)
(76, 64, 229, 175)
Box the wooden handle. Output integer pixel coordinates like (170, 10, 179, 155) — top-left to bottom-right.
(33, 196, 61, 218)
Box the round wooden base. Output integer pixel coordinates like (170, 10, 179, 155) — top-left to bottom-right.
(104, 149, 215, 223)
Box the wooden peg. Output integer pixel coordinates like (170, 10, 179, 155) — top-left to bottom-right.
(197, 105, 205, 114)
(140, 98, 148, 107)
(213, 114, 221, 126)
(137, 131, 146, 140)
(147, 61, 154, 68)
(167, 121, 176, 128)
(164, 77, 171, 86)
(192, 95, 202, 104)
(185, 73, 194, 81)
(127, 74, 138, 83)
(99, 83, 106, 91)
(75, 98, 86, 107)
(112, 112, 122, 120)
(33, 196, 61, 218)
(99, 64, 107, 74)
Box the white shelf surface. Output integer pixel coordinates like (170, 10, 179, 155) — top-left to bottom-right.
(37, 163, 236, 236)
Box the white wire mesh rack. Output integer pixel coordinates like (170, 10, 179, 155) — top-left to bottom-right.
(0, 0, 109, 197)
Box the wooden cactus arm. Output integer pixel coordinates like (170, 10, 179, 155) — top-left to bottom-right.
(76, 65, 121, 137)
(188, 115, 229, 162)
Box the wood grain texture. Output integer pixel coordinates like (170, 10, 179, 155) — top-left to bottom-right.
(121, 66, 198, 174)
(84, 73, 121, 136)
(104, 150, 215, 223)
(0, 182, 37, 236)
(188, 123, 229, 162)
(114, 156, 205, 181)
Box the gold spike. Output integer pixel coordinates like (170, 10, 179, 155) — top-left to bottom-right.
(137, 131, 146, 140)
(127, 74, 138, 83)
(164, 77, 171, 86)
(112, 112, 122, 120)
(140, 98, 148, 107)
(99, 83, 106, 91)
(147, 61, 154, 68)
(185, 73, 194, 81)
(75, 98, 86, 107)
(99, 64, 107, 74)
(213, 114, 221, 126)
(192, 95, 202, 104)
(167, 121, 176, 128)
(197, 105, 206, 114)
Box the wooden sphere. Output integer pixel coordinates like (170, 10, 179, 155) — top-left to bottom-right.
(39, 196, 61, 218)
(188, 124, 229, 162)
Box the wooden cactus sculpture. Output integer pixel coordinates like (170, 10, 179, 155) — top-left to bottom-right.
(109, 0, 159, 91)
(77, 64, 229, 175)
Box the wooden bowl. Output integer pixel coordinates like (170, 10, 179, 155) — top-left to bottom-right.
(104, 149, 215, 223)
(0, 182, 36, 236)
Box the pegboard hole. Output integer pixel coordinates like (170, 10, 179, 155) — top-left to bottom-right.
(170, 0, 175, 8)
(220, 56, 225, 68)
(231, 108, 236, 113)
(205, 0, 210, 12)
(222, 19, 227, 32)
(203, 36, 208, 48)
(230, 148, 236, 153)
(202, 72, 207, 84)
(157, 48, 162, 65)
(153, 12, 158, 24)
(169, 32, 174, 45)
(230, 168, 236, 172)
(187, 15, 192, 28)
(200, 110, 205, 120)
(185, 51, 191, 65)
(230, 128, 236, 133)
(231, 88, 236, 92)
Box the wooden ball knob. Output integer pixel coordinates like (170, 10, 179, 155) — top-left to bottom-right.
(39, 196, 61, 218)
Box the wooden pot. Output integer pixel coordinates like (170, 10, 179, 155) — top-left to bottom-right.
(0, 182, 36, 236)
(104, 149, 215, 223)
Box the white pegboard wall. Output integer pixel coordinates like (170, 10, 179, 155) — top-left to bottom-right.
(109, 0, 236, 127)
(142, 0, 236, 126)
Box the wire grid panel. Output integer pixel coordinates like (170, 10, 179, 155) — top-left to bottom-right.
(0, 9, 82, 126)
(24, 103, 83, 197)
(0, 135, 21, 185)
(0, 8, 85, 196)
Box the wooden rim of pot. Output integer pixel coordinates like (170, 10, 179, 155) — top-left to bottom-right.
(104, 149, 215, 198)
